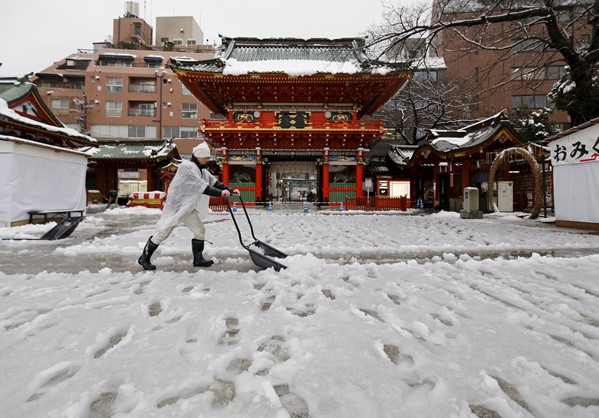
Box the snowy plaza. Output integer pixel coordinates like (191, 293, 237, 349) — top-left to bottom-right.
(1, 206, 599, 418)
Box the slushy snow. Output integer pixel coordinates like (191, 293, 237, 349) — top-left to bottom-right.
(1, 206, 599, 418)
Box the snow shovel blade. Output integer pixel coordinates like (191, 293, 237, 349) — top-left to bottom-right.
(252, 240, 288, 258)
(248, 248, 287, 271)
(40, 216, 82, 240)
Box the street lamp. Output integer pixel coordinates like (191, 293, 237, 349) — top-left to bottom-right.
(155, 69, 167, 139)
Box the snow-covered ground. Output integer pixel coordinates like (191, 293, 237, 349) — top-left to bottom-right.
(1, 206, 599, 418)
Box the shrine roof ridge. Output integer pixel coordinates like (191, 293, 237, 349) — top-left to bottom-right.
(170, 35, 409, 76)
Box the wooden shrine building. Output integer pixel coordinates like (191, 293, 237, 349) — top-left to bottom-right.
(407, 112, 527, 211)
(85, 139, 180, 197)
(170, 36, 410, 204)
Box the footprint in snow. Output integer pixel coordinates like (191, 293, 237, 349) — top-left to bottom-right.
(27, 363, 81, 402)
(261, 295, 276, 311)
(89, 392, 118, 418)
(274, 384, 310, 418)
(218, 317, 240, 345)
(383, 344, 414, 366)
(93, 330, 128, 359)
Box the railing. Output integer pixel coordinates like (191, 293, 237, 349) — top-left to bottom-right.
(209, 197, 228, 212)
(128, 108, 156, 117)
(345, 196, 410, 211)
(128, 85, 157, 93)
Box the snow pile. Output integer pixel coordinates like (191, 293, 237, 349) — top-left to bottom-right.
(1, 209, 599, 417)
(223, 58, 392, 76)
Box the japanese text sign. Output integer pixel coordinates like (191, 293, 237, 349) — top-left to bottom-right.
(549, 123, 599, 166)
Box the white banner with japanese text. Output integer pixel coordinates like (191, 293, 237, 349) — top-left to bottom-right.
(549, 123, 599, 166)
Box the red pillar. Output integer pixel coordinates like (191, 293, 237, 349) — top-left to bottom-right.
(221, 147, 229, 185)
(322, 148, 330, 202)
(255, 147, 263, 202)
(146, 167, 154, 192)
(355, 148, 364, 198)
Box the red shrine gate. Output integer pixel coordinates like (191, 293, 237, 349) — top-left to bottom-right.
(171, 36, 410, 204)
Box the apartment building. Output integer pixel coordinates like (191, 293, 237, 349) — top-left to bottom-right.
(33, 13, 215, 157)
(432, 0, 593, 129)
(155, 16, 205, 49)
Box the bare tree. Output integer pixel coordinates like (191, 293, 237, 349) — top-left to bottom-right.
(369, 0, 599, 127)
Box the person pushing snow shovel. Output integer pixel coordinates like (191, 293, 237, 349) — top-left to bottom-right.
(138, 142, 239, 270)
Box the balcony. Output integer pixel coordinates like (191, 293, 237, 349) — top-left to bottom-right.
(128, 107, 156, 117)
(128, 84, 157, 93)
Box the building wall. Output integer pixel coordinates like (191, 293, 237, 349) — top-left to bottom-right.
(35, 48, 212, 149)
(434, 4, 593, 128)
(156, 16, 205, 47)
(113, 16, 153, 46)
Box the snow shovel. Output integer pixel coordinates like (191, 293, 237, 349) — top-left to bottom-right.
(226, 195, 287, 271)
(3, 215, 82, 241)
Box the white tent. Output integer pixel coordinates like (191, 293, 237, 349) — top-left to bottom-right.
(0, 135, 89, 227)
(549, 119, 599, 230)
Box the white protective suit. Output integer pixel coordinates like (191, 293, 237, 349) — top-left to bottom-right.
(153, 159, 218, 233)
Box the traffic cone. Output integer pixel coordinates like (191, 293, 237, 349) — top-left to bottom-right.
(268, 201, 273, 213)
(303, 201, 308, 214)
(233, 201, 237, 213)
(339, 202, 344, 212)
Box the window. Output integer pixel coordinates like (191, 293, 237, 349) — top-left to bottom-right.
(187, 39, 197, 46)
(163, 126, 179, 138)
(511, 38, 545, 53)
(182, 103, 197, 119)
(160, 37, 169, 43)
(134, 23, 142, 37)
(512, 66, 566, 81)
(511, 94, 551, 109)
(173, 39, 183, 46)
(546, 66, 567, 80)
(128, 126, 146, 138)
(413, 70, 437, 81)
(129, 102, 156, 117)
(105, 101, 122, 117)
(51, 99, 69, 116)
(106, 77, 123, 93)
(180, 127, 199, 138)
(129, 78, 156, 93)
(163, 126, 200, 138)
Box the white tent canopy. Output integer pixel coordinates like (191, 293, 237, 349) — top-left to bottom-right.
(0, 135, 89, 227)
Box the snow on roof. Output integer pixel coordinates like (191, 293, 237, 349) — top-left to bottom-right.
(90, 141, 177, 160)
(0, 98, 96, 143)
(223, 58, 392, 76)
(431, 135, 472, 147)
(0, 134, 93, 157)
(99, 53, 137, 58)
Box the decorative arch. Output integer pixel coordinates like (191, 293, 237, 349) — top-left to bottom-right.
(488, 147, 542, 219)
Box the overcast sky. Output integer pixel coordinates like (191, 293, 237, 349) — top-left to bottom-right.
(0, 0, 388, 77)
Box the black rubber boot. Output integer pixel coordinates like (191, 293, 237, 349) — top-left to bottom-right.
(138, 237, 159, 270)
(192, 239, 214, 267)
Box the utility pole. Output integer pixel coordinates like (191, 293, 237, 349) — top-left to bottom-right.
(71, 94, 95, 134)
(154, 68, 167, 139)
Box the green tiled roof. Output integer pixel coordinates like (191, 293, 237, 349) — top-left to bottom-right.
(88, 140, 179, 161)
(170, 36, 397, 74)
(0, 82, 34, 104)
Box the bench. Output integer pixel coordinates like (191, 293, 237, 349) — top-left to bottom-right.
(28, 209, 85, 224)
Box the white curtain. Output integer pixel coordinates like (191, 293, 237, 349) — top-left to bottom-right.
(0, 148, 87, 226)
(553, 162, 599, 224)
